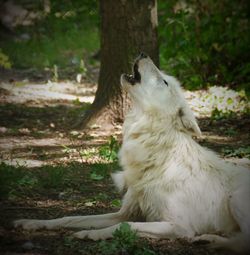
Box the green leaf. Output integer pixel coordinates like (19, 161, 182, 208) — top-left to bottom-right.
(111, 199, 121, 207)
(90, 172, 104, 181)
(227, 98, 233, 105)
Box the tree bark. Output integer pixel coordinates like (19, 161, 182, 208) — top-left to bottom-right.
(78, 0, 158, 130)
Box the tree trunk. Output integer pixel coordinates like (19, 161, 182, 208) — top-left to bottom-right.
(78, 0, 158, 130)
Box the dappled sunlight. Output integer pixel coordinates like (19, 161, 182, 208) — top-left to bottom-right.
(0, 86, 248, 169)
(3, 158, 46, 168)
(185, 86, 249, 118)
(0, 81, 96, 106)
(0, 137, 69, 150)
(0, 135, 117, 167)
(200, 133, 236, 143)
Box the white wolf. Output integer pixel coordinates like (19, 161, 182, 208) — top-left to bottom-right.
(15, 54, 250, 252)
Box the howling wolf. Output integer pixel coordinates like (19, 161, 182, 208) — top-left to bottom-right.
(15, 53, 250, 253)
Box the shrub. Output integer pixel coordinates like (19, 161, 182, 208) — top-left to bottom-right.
(158, 0, 250, 90)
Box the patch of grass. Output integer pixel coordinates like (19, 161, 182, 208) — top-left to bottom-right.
(0, 163, 71, 199)
(222, 146, 250, 159)
(0, 161, 120, 200)
(97, 223, 156, 255)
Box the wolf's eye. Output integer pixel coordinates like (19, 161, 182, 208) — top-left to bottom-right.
(163, 80, 168, 86)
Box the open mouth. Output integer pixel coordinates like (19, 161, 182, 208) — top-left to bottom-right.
(123, 61, 141, 85)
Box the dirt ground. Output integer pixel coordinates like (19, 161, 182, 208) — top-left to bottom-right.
(0, 73, 249, 255)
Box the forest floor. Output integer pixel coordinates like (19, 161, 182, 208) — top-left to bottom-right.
(0, 72, 249, 255)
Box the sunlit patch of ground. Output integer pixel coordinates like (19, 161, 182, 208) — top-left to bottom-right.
(0, 81, 96, 106)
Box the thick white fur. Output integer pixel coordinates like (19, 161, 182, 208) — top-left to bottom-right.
(15, 57, 250, 252)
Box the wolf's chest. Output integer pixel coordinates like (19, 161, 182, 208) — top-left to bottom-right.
(128, 173, 171, 221)
(119, 133, 168, 176)
(120, 138, 152, 166)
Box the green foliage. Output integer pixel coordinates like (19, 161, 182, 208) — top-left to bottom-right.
(99, 136, 120, 162)
(0, 163, 65, 199)
(90, 171, 104, 181)
(0, 162, 85, 199)
(192, 86, 249, 119)
(207, 87, 249, 120)
(158, 0, 250, 90)
(111, 198, 121, 208)
(222, 146, 250, 159)
(0, 1, 99, 72)
(211, 108, 236, 120)
(2, 0, 249, 92)
(81, 136, 120, 163)
(0, 49, 11, 69)
(98, 223, 156, 255)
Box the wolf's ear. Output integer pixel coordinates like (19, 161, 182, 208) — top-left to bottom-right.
(177, 107, 201, 137)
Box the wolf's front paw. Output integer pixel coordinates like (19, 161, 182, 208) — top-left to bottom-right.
(14, 219, 46, 230)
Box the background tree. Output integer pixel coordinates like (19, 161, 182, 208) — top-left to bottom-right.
(77, 0, 159, 129)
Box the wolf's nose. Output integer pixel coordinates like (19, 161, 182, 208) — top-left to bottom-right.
(139, 52, 148, 59)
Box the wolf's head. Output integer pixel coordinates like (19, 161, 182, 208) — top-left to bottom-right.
(121, 53, 201, 136)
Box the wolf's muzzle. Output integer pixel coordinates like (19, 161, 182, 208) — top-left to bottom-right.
(122, 53, 146, 85)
